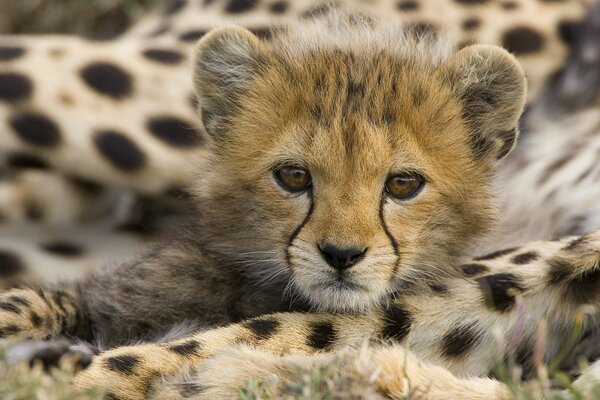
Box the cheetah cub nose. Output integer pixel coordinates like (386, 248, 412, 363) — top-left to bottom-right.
(318, 244, 368, 271)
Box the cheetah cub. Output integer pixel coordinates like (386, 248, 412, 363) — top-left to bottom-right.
(0, 16, 530, 397)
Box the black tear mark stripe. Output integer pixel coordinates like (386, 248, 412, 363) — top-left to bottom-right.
(105, 354, 140, 374)
(307, 321, 337, 350)
(245, 318, 280, 340)
(473, 247, 517, 261)
(462, 263, 489, 277)
(381, 304, 412, 342)
(441, 321, 483, 358)
(477, 273, 524, 312)
(379, 196, 400, 276)
(168, 340, 200, 356)
(286, 191, 314, 268)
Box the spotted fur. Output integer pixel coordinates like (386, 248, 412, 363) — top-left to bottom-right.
(0, 1, 600, 399)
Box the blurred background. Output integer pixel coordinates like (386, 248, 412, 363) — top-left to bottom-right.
(0, 0, 158, 36)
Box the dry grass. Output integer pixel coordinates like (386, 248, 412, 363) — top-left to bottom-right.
(0, 0, 158, 35)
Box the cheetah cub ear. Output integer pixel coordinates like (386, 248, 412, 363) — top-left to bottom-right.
(438, 44, 527, 161)
(193, 26, 271, 138)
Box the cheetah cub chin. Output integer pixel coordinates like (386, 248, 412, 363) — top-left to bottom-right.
(192, 18, 526, 312)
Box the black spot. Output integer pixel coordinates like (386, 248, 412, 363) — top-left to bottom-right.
(147, 24, 171, 38)
(245, 318, 280, 340)
(31, 312, 42, 328)
(0, 46, 25, 61)
(564, 237, 586, 251)
(25, 203, 44, 221)
(105, 354, 140, 374)
(41, 241, 85, 257)
(7, 153, 49, 169)
(68, 176, 103, 195)
(511, 251, 539, 265)
(9, 112, 61, 147)
(500, 1, 518, 9)
(301, 4, 331, 19)
(462, 263, 489, 277)
(429, 283, 449, 294)
(225, 0, 257, 13)
(164, 0, 187, 15)
(25, 203, 43, 221)
(547, 258, 600, 304)
(147, 116, 204, 147)
(142, 49, 184, 65)
(442, 322, 482, 358)
(397, 0, 419, 11)
(94, 130, 146, 171)
(502, 27, 545, 55)
(177, 382, 206, 397)
(381, 304, 412, 342)
(307, 321, 336, 350)
(249, 27, 273, 40)
(462, 17, 481, 31)
(169, 340, 200, 356)
(0, 324, 21, 338)
(558, 20, 585, 46)
(474, 247, 517, 261)
(454, 0, 488, 4)
(0, 72, 33, 102)
(80, 63, 133, 99)
(270, 1, 288, 13)
(537, 154, 572, 185)
(179, 30, 208, 42)
(0, 302, 20, 314)
(408, 22, 438, 36)
(477, 273, 524, 312)
(9, 296, 30, 307)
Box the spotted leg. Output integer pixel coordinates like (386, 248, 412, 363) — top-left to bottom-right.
(72, 231, 600, 399)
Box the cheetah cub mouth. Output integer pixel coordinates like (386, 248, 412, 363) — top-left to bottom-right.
(192, 17, 527, 312)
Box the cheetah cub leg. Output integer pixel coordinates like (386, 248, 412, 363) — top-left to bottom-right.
(0, 287, 78, 340)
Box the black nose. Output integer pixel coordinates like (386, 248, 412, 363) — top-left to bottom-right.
(318, 244, 367, 271)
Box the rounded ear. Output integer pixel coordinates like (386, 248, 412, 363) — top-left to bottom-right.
(438, 45, 527, 161)
(193, 26, 271, 138)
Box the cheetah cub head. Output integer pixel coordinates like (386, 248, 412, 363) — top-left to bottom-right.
(192, 19, 526, 312)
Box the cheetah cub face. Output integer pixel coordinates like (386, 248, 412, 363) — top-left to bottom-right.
(192, 20, 526, 312)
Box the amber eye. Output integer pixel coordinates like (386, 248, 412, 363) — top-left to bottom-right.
(385, 173, 425, 200)
(274, 166, 312, 193)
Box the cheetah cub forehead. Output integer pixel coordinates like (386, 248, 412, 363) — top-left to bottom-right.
(192, 17, 527, 312)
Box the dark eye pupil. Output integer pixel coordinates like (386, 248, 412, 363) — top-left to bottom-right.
(275, 167, 311, 192)
(386, 174, 423, 200)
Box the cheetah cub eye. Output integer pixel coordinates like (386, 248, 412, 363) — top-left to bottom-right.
(274, 166, 312, 193)
(385, 173, 425, 201)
